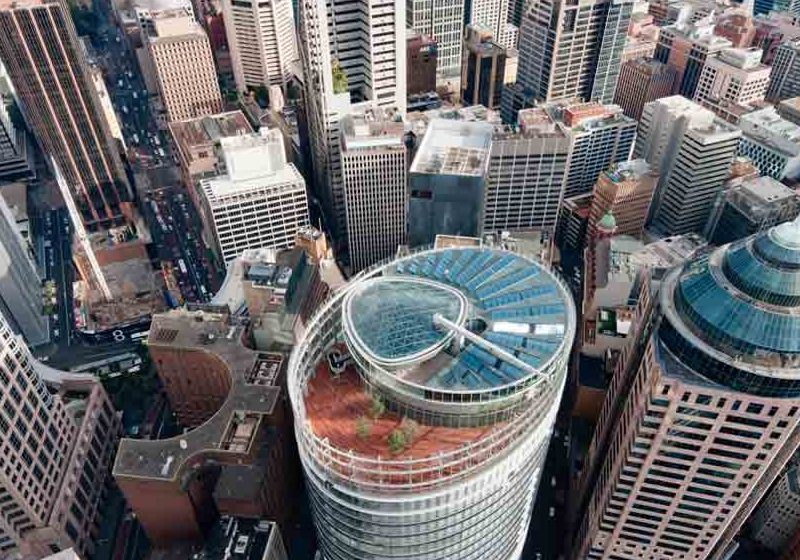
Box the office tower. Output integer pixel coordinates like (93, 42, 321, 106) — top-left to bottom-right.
(738, 106, 800, 181)
(654, 15, 732, 99)
(340, 107, 407, 273)
(705, 175, 799, 245)
(484, 107, 570, 233)
(714, 12, 756, 48)
(588, 160, 658, 240)
(297, 0, 405, 243)
(553, 101, 637, 199)
(132, 0, 195, 39)
(0, 97, 31, 181)
(201, 517, 288, 560)
(515, 0, 634, 105)
(222, 0, 297, 93)
(572, 217, 800, 560)
(0, 311, 119, 558)
(779, 97, 800, 125)
(635, 96, 741, 236)
(0, 194, 48, 346)
(768, 40, 800, 102)
(621, 13, 660, 63)
(288, 240, 576, 560)
(147, 12, 223, 122)
(753, 13, 800, 65)
(750, 466, 800, 554)
(115, 307, 298, 545)
(461, 25, 507, 110)
(754, 0, 800, 17)
(0, 0, 129, 231)
(467, 0, 518, 49)
(407, 31, 438, 95)
(407, 119, 493, 246)
(407, 0, 464, 85)
(694, 47, 771, 122)
(198, 128, 309, 264)
(614, 59, 677, 120)
(557, 193, 593, 250)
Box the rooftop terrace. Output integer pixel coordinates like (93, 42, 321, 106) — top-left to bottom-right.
(113, 309, 282, 481)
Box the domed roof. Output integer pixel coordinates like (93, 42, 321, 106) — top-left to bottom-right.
(597, 211, 617, 231)
(659, 218, 800, 396)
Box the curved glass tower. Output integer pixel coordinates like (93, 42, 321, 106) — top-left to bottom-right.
(288, 245, 576, 560)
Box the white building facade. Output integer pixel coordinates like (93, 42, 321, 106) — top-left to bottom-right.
(199, 129, 310, 264)
(222, 0, 298, 93)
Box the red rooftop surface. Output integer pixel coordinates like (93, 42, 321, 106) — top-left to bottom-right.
(303, 350, 512, 487)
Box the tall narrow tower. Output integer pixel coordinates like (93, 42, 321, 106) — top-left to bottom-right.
(0, 0, 129, 232)
(297, 0, 406, 243)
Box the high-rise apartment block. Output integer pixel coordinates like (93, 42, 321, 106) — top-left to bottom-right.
(0, 312, 119, 559)
(705, 175, 799, 245)
(461, 25, 507, 110)
(340, 107, 407, 272)
(0, 0, 130, 231)
(0, 194, 48, 347)
(588, 160, 658, 240)
(147, 12, 223, 122)
(635, 96, 741, 236)
(614, 58, 677, 120)
(484, 107, 571, 233)
(407, 31, 437, 95)
(768, 39, 800, 102)
(222, 0, 297, 93)
(694, 47, 771, 122)
(654, 15, 733, 99)
(408, 119, 493, 247)
(573, 218, 800, 560)
(514, 0, 634, 106)
(738, 106, 800, 181)
(114, 307, 297, 545)
(198, 128, 309, 264)
(407, 0, 464, 85)
(555, 101, 637, 199)
(298, 0, 405, 243)
(0, 96, 30, 181)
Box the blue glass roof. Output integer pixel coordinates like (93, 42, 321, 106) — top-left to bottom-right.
(347, 279, 465, 363)
(670, 219, 800, 360)
(387, 248, 570, 391)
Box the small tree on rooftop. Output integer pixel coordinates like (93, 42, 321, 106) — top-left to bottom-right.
(331, 59, 348, 94)
(387, 429, 406, 454)
(400, 416, 418, 444)
(369, 395, 385, 419)
(355, 415, 370, 440)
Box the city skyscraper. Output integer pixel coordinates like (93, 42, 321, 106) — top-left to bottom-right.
(484, 107, 571, 233)
(0, 193, 48, 347)
(340, 107, 407, 273)
(222, 0, 298, 93)
(587, 159, 658, 240)
(737, 106, 800, 182)
(513, 0, 634, 107)
(297, 0, 405, 243)
(0, 95, 30, 181)
(146, 12, 223, 122)
(0, 309, 119, 558)
(0, 0, 130, 231)
(289, 241, 575, 560)
(467, 0, 518, 49)
(198, 128, 309, 264)
(693, 47, 771, 122)
(572, 217, 800, 560)
(613, 58, 677, 121)
(768, 39, 800, 102)
(635, 96, 741, 236)
(407, 0, 464, 85)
